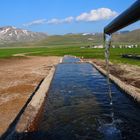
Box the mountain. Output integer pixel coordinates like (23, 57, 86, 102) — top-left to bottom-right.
(119, 30, 130, 34)
(112, 29, 140, 43)
(0, 26, 47, 44)
(0, 26, 139, 47)
(82, 33, 96, 36)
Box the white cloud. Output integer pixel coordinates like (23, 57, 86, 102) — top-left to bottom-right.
(23, 19, 47, 27)
(63, 17, 74, 23)
(76, 8, 118, 22)
(24, 17, 74, 26)
(23, 8, 118, 27)
(47, 17, 74, 24)
(46, 18, 62, 24)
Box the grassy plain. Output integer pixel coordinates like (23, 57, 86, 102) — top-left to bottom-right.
(0, 46, 140, 66)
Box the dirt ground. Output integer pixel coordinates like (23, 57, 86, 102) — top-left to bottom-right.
(84, 59, 140, 89)
(0, 56, 60, 135)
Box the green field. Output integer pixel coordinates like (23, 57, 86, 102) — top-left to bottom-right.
(0, 46, 140, 66)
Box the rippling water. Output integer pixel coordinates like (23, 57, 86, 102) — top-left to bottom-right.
(24, 56, 140, 140)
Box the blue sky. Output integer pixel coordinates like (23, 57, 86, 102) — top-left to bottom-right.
(0, 0, 139, 34)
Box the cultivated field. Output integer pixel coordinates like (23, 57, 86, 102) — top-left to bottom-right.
(0, 46, 140, 65)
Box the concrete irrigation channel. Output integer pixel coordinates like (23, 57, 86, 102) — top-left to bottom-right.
(1, 56, 140, 140)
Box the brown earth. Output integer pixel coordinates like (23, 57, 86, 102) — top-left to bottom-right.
(0, 56, 60, 135)
(84, 59, 140, 89)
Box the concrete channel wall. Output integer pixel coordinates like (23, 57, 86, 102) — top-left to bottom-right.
(89, 61, 140, 103)
(16, 67, 56, 132)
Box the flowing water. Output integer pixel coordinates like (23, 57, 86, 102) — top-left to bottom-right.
(104, 34, 113, 106)
(22, 56, 140, 140)
(102, 33, 117, 138)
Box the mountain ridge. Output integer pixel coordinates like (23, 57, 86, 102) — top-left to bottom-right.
(0, 26, 47, 44)
(0, 26, 140, 47)
(112, 29, 140, 43)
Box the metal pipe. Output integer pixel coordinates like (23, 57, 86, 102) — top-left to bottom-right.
(104, 0, 140, 35)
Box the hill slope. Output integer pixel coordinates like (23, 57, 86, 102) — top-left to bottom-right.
(34, 34, 103, 47)
(112, 29, 140, 43)
(34, 29, 140, 47)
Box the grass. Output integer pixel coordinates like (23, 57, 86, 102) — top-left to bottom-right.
(109, 48, 140, 65)
(0, 46, 140, 66)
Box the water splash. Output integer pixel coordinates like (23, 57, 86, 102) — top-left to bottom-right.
(98, 119, 122, 140)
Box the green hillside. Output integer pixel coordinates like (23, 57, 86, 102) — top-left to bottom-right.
(112, 29, 140, 43)
(34, 34, 103, 47)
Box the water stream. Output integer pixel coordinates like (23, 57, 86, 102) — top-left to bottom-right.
(21, 56, 140, 140)
(104, 34, 113, 106)
(100, 33, 118, 139)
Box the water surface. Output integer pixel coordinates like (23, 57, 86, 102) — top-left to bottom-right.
(25, 56, 140, 140)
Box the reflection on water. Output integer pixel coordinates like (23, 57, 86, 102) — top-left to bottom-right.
(24, 57, 140, 140)
(62, 56, 80, 63)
